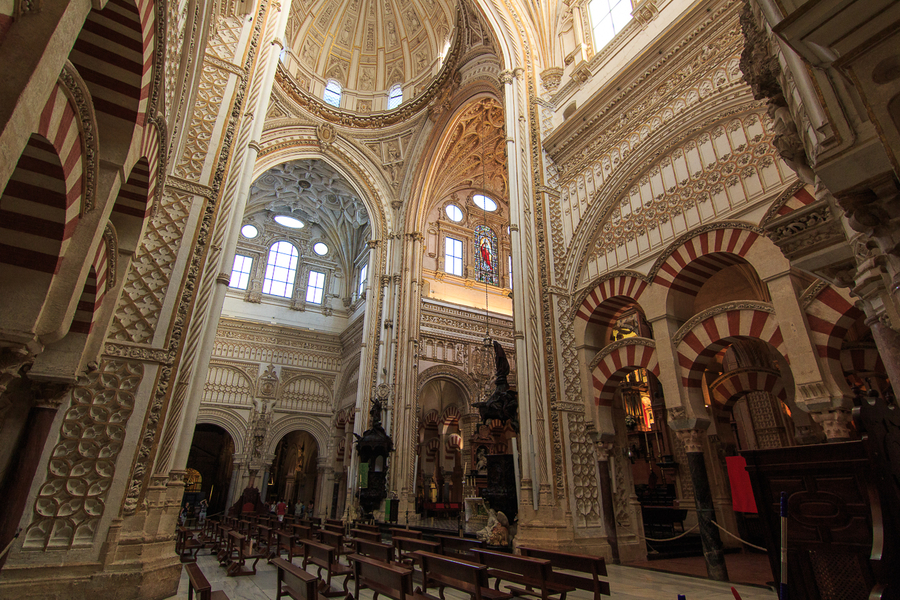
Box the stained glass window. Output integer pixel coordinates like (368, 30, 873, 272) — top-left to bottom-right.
(474, 225, 499, 286)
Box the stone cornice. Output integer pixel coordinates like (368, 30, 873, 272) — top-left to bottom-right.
(544, 0, 741, 166)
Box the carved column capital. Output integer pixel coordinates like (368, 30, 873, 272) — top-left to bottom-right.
(810, 408, 853, 441)
(673, 428, 706, 453)
(32, 381, 72, 410)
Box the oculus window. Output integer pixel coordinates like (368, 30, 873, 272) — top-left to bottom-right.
(388, 85, 403, 109)
(445, 204, 463, 222)
(273, 215, 304, 229)
(313, 242, 329, 256)
(306, 270, 326, 304)
(263, 241, 299, 298)
(229, 255, 253, 289)
(589, 0, 633, 51)
(474, 225, 499, 286)
(240, 224, 259, 238)
(324, 80, 342, 107)
(445, 237, 463, 276)
(473, 194, 497, 212)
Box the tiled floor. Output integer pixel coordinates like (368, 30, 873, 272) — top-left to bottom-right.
(625, 552, 774, 588)
(168, 552, 777, 600)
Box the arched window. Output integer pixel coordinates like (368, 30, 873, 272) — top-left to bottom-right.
(324, 80, 342, 107)
(358, 263, 368, 297)
(387, 84, 403, 109)
(474, 225, 499, 286)
(589, 0, 633, 50)
(263, 241, 299, 298)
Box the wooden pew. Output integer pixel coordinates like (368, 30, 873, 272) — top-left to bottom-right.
(435, 535, 483, 559)
(186, 563, 230, 600)
(518, 548, 610, 600)
(350, 528, 381, 543)
(413, 550, 513, 600)
(354, 538, 394, 564)
(321, 529, 351, 557)
(177, 526, 203, 563)
(389, 527, 421, 540)
(225, 530, 266, 577)
(392, 536, 440, 567)
(302, 539, 353, 596)
(354, 523, 380, 533)
(470, 550, 575, 600)
(326, 518, 344, 528)
(274, 529, 306, 562)
(347, 553, 413, 600)
(272, 557, 326, 600)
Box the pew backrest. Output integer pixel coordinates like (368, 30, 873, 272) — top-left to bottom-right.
(186, 563, 211, 600)
(413, 550, 494, 600)
(518, 548, 609, 598)
(436, 535, 484, 558)
(272, 557, 317, 600)
(354, 538, 394, 563)
(350, 528, 381, 543)
(348, 553, 413, 600)
(389, 527, 421, 539)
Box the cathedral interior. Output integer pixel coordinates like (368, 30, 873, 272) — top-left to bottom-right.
(0, 0, 899, 598)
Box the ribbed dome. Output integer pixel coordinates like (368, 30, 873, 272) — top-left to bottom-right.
(284, 0, 456, 113)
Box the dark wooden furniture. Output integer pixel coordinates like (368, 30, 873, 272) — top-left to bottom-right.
(321, 528, 352, 557)
(354, 538, 395, 563)
(470, 549, 574, 600)
(435, 535, 483, 559)
(743, 439, 894, 600)
(413, 550, 512, 600)
(389, 527, 422, 539)
(224, 530, 265, 577)
(518, 548, 610, 599)
(350, 528, 382, 543)
(302, 539, 353, 596)
(392, 536, 440, 567)
(355, 523, 381, 533)
(185, 563, 230, 600)
(347, 553, 413, 600)
(272, 557, 325, 600)
(176, 526, 203, 563)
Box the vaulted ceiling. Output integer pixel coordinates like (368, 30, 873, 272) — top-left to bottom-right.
(285, 0, 456, 97)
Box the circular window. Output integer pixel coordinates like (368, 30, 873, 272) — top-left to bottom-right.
(274, 215, 304, 229)
(473, 194, 497, 212)
(313, 242, 329, 256)
(445, 204, 463, 222)
(241, 224, 259, 239)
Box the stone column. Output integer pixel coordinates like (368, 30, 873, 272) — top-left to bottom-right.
(594, 438, 620, 564)
(670, 419, 728, 582)
(225, 461, 244, 511)
(0, 382, 69, 570)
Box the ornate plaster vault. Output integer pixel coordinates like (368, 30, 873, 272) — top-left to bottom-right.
(0, 0, 898, 597)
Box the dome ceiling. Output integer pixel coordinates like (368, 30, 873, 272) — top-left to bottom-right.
(285, 0, 456, 103)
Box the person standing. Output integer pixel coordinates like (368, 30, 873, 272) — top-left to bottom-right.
(198, 499, 208, 526)
(276, 499, 287, 522)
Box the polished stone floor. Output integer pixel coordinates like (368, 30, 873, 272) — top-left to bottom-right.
(167, 552, 777, 600)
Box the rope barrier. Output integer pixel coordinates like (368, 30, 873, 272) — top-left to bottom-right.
(711, 520, 768, 552)
(639, 520, 768, 552)
(640, 523, 699, 542)
(0, 530, 20, 561)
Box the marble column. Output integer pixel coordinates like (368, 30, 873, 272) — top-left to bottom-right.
(0, 382, 69, 569)
(670, 420, 728, 582)
(595, 439, 620, 564)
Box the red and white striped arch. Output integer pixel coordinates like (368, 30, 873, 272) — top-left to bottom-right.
(841, 345, 886, 378)
(709, 368, 787, 408)
(135, 0, 156, 125)
(805, 286, 864, 364)
(772, 186, 816, 218)
(653, 228, 761, 295)
(576, 273, 649, 324)
(592, 340, 659, 406)
(70, 0, 147, 129)
(676, 307, 784, 389)
(0, 81, 88, 273)
(70, 232, 114, 335)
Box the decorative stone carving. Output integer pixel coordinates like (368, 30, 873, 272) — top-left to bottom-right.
(258, 364, 278, 398)
(810, 408, 853, 441)
(23, 360, 142, 549)
(566, 412, 602, 525)
(316, 122, 337, 151)
(540, 67, 563, 92)
(674, 428, 706, 453)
